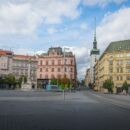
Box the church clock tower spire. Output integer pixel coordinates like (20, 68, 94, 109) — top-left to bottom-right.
(93, 18, 97, 49)
(90, 18, 100, 55)
(90, 18, 100, 84)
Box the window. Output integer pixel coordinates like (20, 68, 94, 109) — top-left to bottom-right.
(65, 59, 67, 64)
(51, 75, 55, 79)
(52, 68, 54, 72)
(71, 60, 73, 65)
(117, 76, 123, 80)
(46, 68, 48, 72)
(70, 74, 73, 79)
(117, 60, 123, 65)
(46, 61, 48, 65)
(126, 68, 130, 73)
(57, 74, 61, 79)
(58, 60, 61, 65)
(65, 67, 67, 72)
(40, 68, 42, 72)
(120, 68, 123, 73)
(120, 76, 123, 80)
(109, 60, 113, 65)
(71, 68, 73, 72)
(117, 68, 119, 73)
(127, 76, 130, 80)
(109, 68, 113, 73)
(58, 68, 60, 72)
(40, 74, 42, 79)
(52, 60, 55, 65)
(45, 74, 48, 79)
(126, 53, 130, 57)
(117, 68, 123, 73)
(40, 60, 42, 65)
(126, 60, 130, 65)
(116, 54, 123, 57)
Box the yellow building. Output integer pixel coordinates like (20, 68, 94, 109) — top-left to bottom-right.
(85, 68, 91, 87)
(94, 40, 130, 93)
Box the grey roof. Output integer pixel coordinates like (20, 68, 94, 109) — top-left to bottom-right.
(100, 40, 130, 60)
(105, 40, 130, 52)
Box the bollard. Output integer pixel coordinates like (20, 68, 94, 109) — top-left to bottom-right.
(63, 89, 65, 100)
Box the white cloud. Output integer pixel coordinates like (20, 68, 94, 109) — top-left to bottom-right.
(47, 28, 57, 34)
(0, 0, 80, 35)
(97, 7, 130, 51)
(14, 48, 34, 55)
(80, 23, 88, 30)
(83, 0, 126, 6)
(63, 46, 90, 79)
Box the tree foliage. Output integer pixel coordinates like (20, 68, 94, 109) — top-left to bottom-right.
(50, 74, 72, 90)
(122, 81, 129, 92)
(103, 78, 114, 92)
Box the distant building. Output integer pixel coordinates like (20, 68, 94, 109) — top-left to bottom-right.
(90, 20, 100, 84)
(94, 40, 130, 93)
(85, 68, 91, 87)
(0, 49, 38, 88)
(37, 47, 77, 88)
(12, 55, 38, 87)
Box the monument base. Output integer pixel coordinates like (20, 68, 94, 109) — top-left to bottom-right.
(21, 83, 32, 91)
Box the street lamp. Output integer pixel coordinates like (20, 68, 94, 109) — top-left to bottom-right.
(63, 47, 70, 100)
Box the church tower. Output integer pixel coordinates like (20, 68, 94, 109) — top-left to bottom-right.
(90, 18, 100, 84)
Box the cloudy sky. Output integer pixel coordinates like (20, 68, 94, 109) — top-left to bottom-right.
(0, 0, 130, 79)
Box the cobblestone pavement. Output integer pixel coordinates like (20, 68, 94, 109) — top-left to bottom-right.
(0, 90, 130, 130)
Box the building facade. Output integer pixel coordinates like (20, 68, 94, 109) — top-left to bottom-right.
(37, 47, 77, 88)
(12, 55, 38, 87)
(0, 50, 13, 77)
(94, 40, 130, 93)
(85, 68, 91, 87)
(0, 49, 38, 88)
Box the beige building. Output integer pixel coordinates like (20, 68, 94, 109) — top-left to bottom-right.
(94, 40, 130, 93)
(37, 47, 77, 88)
(85, 68, 91, 87)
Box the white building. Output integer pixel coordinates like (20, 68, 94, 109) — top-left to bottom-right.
(90, 24, 100, 84)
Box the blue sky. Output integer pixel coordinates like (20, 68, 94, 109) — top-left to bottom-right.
(0, 0, 130, 79)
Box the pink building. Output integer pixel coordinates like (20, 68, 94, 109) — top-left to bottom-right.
(37, 47, 77, 88)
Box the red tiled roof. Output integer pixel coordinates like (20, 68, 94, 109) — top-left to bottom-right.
(14, 54, 36, 60)
(0, 49, 13, 56)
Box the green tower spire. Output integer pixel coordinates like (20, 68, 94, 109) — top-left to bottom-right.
(93, 17, 97, 49)
(90, 17, 100, 55)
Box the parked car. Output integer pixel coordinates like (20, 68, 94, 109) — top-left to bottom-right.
(46, 85, 62, 92)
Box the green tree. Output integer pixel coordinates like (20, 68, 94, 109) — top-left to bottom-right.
(122, 81, 129, 92)
(5, 74, 16, 89)
(103, 78, 114, 92)
(50, 78, 57, 85)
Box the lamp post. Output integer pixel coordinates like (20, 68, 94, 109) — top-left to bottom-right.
(63, 47, 70, 100)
